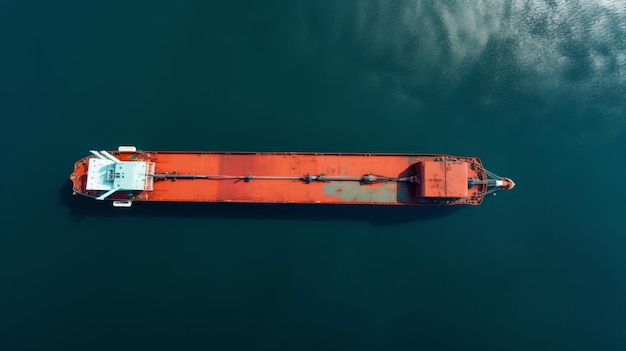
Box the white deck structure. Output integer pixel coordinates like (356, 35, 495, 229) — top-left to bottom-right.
(85, 150, 154, 200)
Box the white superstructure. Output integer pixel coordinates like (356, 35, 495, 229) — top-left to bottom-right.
(85, 150, 154, 200)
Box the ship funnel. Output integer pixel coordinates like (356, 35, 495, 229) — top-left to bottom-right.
(99, 150, 122, 163)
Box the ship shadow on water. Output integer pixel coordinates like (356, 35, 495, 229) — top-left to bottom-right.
(60, 182, 459, 225)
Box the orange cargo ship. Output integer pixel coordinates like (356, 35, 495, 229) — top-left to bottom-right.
(70, 146, 514, 207)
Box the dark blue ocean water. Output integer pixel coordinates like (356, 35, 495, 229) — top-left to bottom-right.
(2, 1, 625, 350)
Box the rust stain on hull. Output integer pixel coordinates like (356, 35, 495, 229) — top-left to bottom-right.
(323, 182, 398, 203)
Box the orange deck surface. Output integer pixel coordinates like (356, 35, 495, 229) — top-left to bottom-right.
(71, 152, 487, 205)
(420, 161, 469, 198)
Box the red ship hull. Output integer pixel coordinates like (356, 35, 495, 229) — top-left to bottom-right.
(70, 148, 514, 207)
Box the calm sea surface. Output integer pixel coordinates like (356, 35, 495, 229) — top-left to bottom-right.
(2, 1, 626, 350)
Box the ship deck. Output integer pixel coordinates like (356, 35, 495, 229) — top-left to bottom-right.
(71, 151, 486, 205)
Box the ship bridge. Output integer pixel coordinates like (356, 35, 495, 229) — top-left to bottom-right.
(85, 150, 154, 200)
